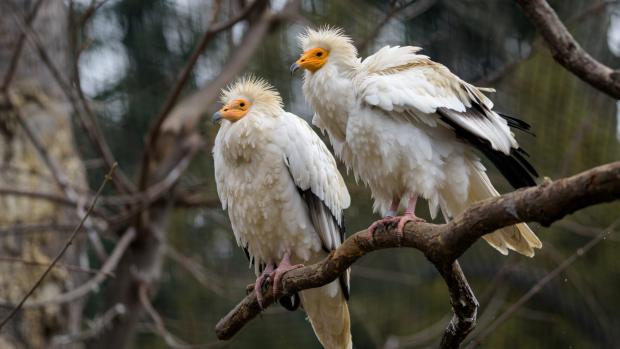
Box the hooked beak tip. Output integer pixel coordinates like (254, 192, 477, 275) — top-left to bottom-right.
(212, 111, 222, 125)
(290, 62, 300, 75)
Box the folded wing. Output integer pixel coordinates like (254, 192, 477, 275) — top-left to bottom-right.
(277, 112, 351, 295)
(357, 45, 537, 188)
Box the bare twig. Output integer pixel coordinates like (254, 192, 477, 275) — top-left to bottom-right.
(0, 187, 80, 208)
(215, 162, 620, 347)
(158, 0, 302, 145)
(516, 0, 620, 99)
(70, 0, 136, 195)
(0, 0, 47, 91)
(4, 2, 135, 194)
(139, 283, 201, 349)
(1, 163, 90, 193)
(164, 245, 226, 296)
(476, 0, 616, 87)
(464, 229, 613, 348)
(138, 0, 264, 190)
(51, 303, 126, 346)
(358, 0, 437, 53)
(0, 256, 114, 277)
(0, 163, 116, 330)
(77, 0, 111, 28)
(0, 226, 135, 309)
(0, 222, 78, 237)
(6, 89, 108, 260)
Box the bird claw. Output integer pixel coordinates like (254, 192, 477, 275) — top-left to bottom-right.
(253, 273, 271, 309)
(252, 257, 303, 307)
(368, 214, 425, 242)
(272, 263, 304, 299)
(395, 213, 425, 239)
(367, 216, 402, 240)
(253, 264, 275, 309)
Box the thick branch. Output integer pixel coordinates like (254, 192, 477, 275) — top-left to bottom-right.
(215, 161, 620, 346)
(516, 0, 620, 99)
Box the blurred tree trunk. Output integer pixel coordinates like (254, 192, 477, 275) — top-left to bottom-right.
(0, 1, 87, 348)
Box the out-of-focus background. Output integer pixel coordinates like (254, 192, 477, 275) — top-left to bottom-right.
(0, 0, 618, 348)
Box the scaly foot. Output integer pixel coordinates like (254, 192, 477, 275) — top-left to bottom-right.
(253, 263, 274, 308)
(395, 212, 426, 240)
(367, 215, 402, 240)
(272, 254, 304, 299)
(368, 213, 425, 241)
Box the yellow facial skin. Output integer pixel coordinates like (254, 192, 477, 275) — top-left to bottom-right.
(217, 98, 251, 123)
(294, 47, 329, 73)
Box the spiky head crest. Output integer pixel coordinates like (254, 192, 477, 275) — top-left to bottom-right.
(299, 26, 358, 67)
(220, 75, 283, 117)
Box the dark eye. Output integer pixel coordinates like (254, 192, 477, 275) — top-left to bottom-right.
(316, 52, 323, 57)
(240, 102, 245, 107)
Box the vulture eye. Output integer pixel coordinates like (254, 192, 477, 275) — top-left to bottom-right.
(240, 102, 245, 107)
(316, 52, 323, 57)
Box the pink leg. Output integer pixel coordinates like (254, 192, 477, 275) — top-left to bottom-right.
(368, 197, 401, 238)
(396, 195, 425, 236)
(253, 263, 275, 308)
(272, 253, 304, 299)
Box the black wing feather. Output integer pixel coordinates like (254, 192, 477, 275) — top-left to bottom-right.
(284, 161, 350, 300)
(437, 107, 538, 189)
(299, 189, 350, 300)
(498, 112, 535, 135)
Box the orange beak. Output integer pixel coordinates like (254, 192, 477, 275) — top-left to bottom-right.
(291, 48, 329, 73)
(212, 99, 250, 124)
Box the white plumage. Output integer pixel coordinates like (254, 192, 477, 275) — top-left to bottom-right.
(295, 27, 542, 257)
(213, 76, 352, 348)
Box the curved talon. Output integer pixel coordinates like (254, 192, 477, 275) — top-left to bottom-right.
(254, 274, 269, 308)
(367, 216, 401, 239)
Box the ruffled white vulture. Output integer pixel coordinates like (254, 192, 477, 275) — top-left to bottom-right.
(212, 77, 352, 348)
(291, 27, 542, 257)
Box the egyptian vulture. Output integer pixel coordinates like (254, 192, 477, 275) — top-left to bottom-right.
(212, 76, 352, 348)
(291, 27, 542, 257)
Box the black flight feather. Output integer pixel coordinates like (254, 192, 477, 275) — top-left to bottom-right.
(437, 107, 538, 189)
(285, 162, 350, 300)
(498, 112, 535, 136)
(299, 189, 350, 300)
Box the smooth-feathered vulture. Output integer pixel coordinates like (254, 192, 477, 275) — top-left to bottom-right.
(291, 27, 542, 257)
(212, 77, 352, 348)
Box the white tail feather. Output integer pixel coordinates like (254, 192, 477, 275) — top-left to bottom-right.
(299, 280, 352, 349)
(440, 159, 542, 257)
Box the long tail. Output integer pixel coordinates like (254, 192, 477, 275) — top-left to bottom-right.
(441, 160, 542, 257)
(299, 280, 352, 349)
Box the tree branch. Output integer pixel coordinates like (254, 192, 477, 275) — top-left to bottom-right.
(0, 0, 47, 91)
(215, 161, 620, 347)
(516, 0, 620, 99)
